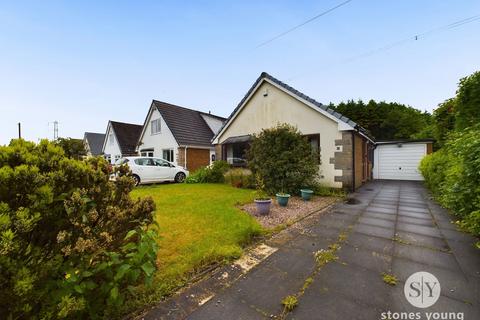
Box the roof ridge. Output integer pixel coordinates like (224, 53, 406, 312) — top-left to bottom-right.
(152, 99, 225, 120)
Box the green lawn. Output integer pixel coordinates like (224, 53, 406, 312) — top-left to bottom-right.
(131, 183, 263, 300)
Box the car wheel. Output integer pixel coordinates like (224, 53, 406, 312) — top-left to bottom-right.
(174, 172, 186, 183)
(132, 174, 141, 186)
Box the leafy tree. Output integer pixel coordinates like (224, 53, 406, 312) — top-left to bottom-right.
(0, 139, 157, 319)
(455, 71, 480, 130)
(247, 124, 318, 194)
(55, 137, 87, 159)
(332, 99, 432, 140)
(431, 98, 456, 146)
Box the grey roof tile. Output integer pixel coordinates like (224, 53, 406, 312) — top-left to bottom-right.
(110, 121, 143, 155)
(152, 100, 226, 147)
(84, 132, 105, 155)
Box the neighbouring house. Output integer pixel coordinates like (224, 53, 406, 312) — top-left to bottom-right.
(212, 72, 375, 190)
(373, 139, 434, 181)
(136, 100, 226, 171)
(102, 121, 143, 164)
(83, 132, 105, 157)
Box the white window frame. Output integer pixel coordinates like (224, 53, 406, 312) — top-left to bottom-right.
(140, 149, 154, 157)
(162, 149, 174, 162)
(151, 118, 161, 135)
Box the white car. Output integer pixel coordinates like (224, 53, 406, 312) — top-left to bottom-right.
(114, 157, 189, 185)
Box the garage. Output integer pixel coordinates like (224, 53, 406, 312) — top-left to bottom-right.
(373, 140, 434, 181)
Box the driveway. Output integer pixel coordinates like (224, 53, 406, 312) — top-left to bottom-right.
(149, 181, 480, 319)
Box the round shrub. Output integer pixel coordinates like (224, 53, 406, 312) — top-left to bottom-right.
(247, 124, 318, 195)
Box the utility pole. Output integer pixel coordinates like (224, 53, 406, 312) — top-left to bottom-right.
(18, 122, 21, 139)
(53, 121, 59, 140)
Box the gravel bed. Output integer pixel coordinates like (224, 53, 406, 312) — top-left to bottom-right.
(241, 196, 338, 229)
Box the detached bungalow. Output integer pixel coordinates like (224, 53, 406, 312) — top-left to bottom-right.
(102, 121, 143, 164)
(212, 72, 375, 190)
(83, 132, 105, 157)
(136, 100, 226, 171)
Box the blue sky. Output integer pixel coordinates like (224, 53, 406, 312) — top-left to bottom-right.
(0, 1, 479, 144)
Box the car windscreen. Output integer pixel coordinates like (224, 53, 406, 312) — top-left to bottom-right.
(115, 158, 129, 165)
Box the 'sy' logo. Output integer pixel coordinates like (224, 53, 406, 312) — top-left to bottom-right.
(404, 271, 441, 308)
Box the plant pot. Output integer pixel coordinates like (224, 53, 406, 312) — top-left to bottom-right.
(276, 193, 291, 207)
(300, 189, 314, 201)
(254, 198, 272, 215)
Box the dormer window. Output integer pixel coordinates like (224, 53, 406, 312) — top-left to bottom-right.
(151, 118, 161, 134)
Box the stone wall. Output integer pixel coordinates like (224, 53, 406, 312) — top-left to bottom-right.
(331, 132, 353, 190)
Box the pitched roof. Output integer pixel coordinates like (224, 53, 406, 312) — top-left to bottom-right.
(213, 72, 372, 142)
(110, 121, 143, 155)
(84, 132, 105, 155)
(152, 100, 226, 147)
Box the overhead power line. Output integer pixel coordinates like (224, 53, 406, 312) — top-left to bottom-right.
(343, 14, 480, 64)
(256, 0, 354, 48)
(286, 13, 480, 81)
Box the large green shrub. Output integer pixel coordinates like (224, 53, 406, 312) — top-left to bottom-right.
(247, 124, 318, 194)
(185, 160, 230, 183)
(420, 125, 480, 237)
(455, 71, 480, 130)
(0, 139, 158, 319)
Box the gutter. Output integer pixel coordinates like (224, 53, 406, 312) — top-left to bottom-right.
(352, 131, 356, 193)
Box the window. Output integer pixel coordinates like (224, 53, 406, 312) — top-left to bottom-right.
(140, 149, 154, 157)
(109, 133, 114, 146)
(115, 158, 129, 165)
(114, 155, 121, 162)
(105, 154, 111, 163)
(134, 158, 154, 166)
(153, 158, 171, 167)
(151, 118, 161, 135)
(162, 149, 174, 162)
(305, 134, 320, 163)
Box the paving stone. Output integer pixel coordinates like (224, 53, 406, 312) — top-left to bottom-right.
(264, 247, 317, 281)
(396, 222, 443, 238)
(394, 230, 450, 251)
(353, 223, 395, 240)
(358, 216, 396, 229)
(441, 228, 478, 244)
(435, 219, 458, 231)
(447, 240, 480, 278)
(233, 266, 303, 315)
(389, 283, 480, 317)
(397, 210, 431, 219)
(337, 243, 392, 273)
(393, 243, 458, 271)
(287, 286, 382, 320)
(366, 206, 397, 214)
(398, 206, 430, 214)
(316, 214, 356, 229)
(347, 232, 395, 255)
(187, 290, 266, 320)
(311, 262, 392, 308)
(397, 215, 435, 227)
(303, 224, 343, 241)
(363, 211, 397, 221)
(368, 203, 397, 209)
(392, 257, 476, 303)
(285, 234, 333, 252)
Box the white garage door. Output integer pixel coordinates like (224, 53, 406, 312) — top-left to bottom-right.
(374, 143, 426, 181)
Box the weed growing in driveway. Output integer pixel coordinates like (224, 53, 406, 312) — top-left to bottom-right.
(382, 273, 398, 286)
(281, 295, 298, 312)
(314, 248, 339, 267)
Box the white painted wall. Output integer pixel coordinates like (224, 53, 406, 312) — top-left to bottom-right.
(215, 81, 344, 188)
(373, 143, 427, 181)
(103, 125, 122, 164)
(201, 114, 224, 134)
(137, 106, 179, 164)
